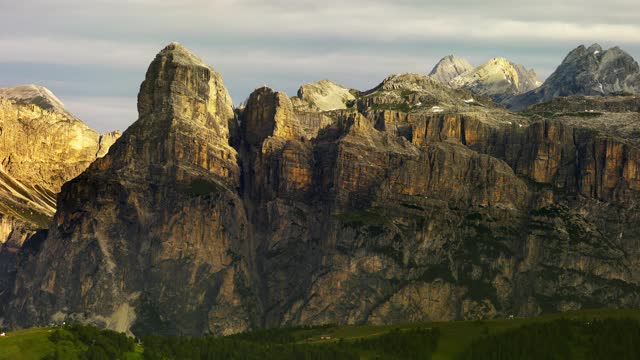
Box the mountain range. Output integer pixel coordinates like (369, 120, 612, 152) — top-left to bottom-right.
(0, 42, 639, 336)
(430, 55, 541, 103)
(505, 44, 640, 110)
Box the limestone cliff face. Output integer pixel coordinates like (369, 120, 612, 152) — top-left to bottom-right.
(6, 43, 257, 336)
(0, 86, 120, 328)
(291, 80, 353, 139)
(240, 87, 311, 201)
(5, 44, 640, 336)
(0, 89, 120, 248)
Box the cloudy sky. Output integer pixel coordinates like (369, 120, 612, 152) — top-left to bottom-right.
(1, 0, 639, 132)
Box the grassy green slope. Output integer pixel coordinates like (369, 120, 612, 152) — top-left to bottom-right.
(293, 309, 640, 359)
(2, 309, 640, 359)
(0, 327, 143, 360)
(0, 328, 55, 360)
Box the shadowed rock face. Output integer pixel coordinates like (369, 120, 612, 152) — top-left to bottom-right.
(506, 44, 640, 110)
(4, 42, 258, 336)
(5, 43, 640, 336)
(0, 87, 120, 326)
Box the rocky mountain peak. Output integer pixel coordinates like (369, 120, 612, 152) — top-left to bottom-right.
(587, 43, 603, 53)
(506, 44, 640, 110)
(7, 42, 640, 339)
(2, 44, 248, 334)
(118, 42, 239, 186)
(449, 57, 540, 103)
(429, 55, 474, 84)
(137, 42, 235, 137)
(0, 84, 69, 116)
(242, 86, 303, 145)
(293, 80, 355, 111)
(160, 41, 208, 67)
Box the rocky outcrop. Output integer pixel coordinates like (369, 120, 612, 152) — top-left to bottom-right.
(449, 57, 541, 104)
(0, 88, 120, 239)
(429, 55, 474, 84)
(528, 95, 640, 114)
(5, 43, 640, 337)
(292, 80, 356, 112)
(5, 43, 258, 336)
(240, 86, 311, 201)
(243, 87, 303, 145)
(356, 73, 490, 113)
(0, 85, 69, 116)
(0, 86, 120, 330)
(291, 80, 354, 139)
(506, 44, 640, 110)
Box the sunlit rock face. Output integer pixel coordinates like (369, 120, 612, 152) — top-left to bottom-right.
(449, 57, 541, 104)
(0, 86, 120, 229)
(429, 55, 474, 84)
(0, 85, 120, 325)
(5, 43, 640, 336)
(5, 42, 256, 336)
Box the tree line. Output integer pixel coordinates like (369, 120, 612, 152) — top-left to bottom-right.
(462, 318, 640, 360)
(44, 323, 135, 360)
(141, 327, 440, 360)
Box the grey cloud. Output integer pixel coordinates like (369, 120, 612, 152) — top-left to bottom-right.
(63, 96, 137, 133)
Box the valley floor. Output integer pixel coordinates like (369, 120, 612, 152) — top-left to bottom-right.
(2, 308, 640, 359)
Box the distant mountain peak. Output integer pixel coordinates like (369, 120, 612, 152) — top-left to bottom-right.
(449, 57, 540, 103)
(156, 41, 208, 68)
(587, 43, 603, 52)
(506, 43, 640, 110)
(293, 79, 355, 111)
(0, 84, 69, 115)
(429, 55, 474, 84)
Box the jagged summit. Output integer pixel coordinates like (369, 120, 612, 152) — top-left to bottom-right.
(449, 57, 541, 104)
(155, 41, 208, 67)
(588, 43, 602, 52)
(6, 42, 640, 339)
(137, 42, 235, 140)
(429, 55, 474, 84)
(506, 44, 640, 110)
(358, 72, 490, 112)
(0, 84, 69, 115)
(131, 42, 239, 186)
(293, 79, 355, 111)
(242, 86, 303, 145)
(3, 43, 245, 335)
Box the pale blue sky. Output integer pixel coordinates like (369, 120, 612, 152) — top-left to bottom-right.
(1, 0, 639, 132)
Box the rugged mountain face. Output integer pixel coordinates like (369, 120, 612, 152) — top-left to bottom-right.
(507, 44, 640, 110)
(292, 80, 356, 112)
(3, 43, 257, 336)
(429, 55, 474, 84)
(449, 58, 541, 104)
(0, 85, 70, 117)
(0, 87, 120, 327)
(4, 43, 640, 336)
(291, 80, 356, 139)
(0, 92, 120, 231)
